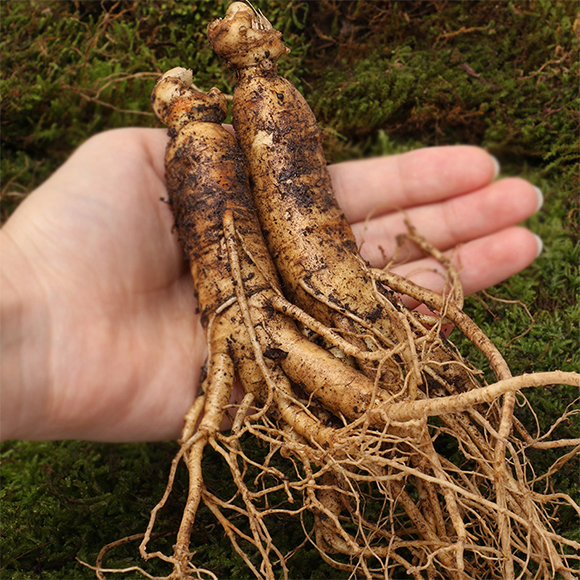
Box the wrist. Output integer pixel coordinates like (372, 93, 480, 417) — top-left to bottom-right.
(0, 229, 50, 440)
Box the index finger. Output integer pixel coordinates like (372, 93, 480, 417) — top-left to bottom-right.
(329, 145, 499, 224)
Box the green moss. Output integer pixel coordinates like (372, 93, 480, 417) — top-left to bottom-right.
(1, 0, 578, 577)
(308, 1, 578, 171)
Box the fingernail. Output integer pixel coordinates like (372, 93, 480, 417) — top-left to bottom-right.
(490, 155, 501, 179)
(533, 186, 544, 212)
(533, 234, 543, 258)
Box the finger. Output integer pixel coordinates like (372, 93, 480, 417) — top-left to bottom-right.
(354, 177, 542, 267)
(390, 226, 541, 298)
(329, 145, 498, 224)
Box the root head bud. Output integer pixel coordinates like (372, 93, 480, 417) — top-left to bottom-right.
(151, 68, 227, 129)
(207, 2, 290, 70)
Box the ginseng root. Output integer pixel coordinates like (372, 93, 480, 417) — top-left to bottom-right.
(142, 67, 371, 579)
(206, 4, 580, 579)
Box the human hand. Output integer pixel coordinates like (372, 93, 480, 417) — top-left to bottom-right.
(0, 128, 541, 442)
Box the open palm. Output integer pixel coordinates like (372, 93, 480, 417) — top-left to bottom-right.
(0, 128, 540, 441)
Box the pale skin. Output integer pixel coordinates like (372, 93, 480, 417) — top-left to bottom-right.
(0, 127, 542, 442)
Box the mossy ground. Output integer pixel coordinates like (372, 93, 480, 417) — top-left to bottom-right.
(1, 1, 578, 578)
